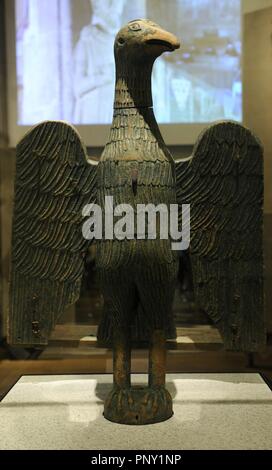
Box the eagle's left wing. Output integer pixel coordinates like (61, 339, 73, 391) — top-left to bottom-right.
(175, 121, 265, 351)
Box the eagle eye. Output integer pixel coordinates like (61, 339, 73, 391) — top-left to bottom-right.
(117, 37, 125, 46)
(129, 23, 141, 32)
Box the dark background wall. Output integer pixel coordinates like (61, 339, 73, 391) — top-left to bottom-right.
(0, 0, 8, 339)
(0, 1, 8, 148)
(243, 6, 272, 332)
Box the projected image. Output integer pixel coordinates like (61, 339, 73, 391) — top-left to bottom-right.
(16, 0, 242, 125)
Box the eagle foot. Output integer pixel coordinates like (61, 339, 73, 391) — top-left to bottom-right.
(103, 385, 173, 425)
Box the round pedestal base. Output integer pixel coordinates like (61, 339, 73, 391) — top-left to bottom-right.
(103, 386, 173, 425)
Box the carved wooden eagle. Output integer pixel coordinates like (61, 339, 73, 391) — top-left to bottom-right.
(9, 19, 265, 356)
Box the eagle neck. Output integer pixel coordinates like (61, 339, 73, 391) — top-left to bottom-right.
(113, 57, 154, 110)
(108, 57, 167, 150)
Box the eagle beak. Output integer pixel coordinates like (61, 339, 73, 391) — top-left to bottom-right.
(145, 29, 180, 52)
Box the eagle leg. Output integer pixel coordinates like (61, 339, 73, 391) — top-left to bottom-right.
(113, 328, 131, 389)
(148, 329, 166, 387)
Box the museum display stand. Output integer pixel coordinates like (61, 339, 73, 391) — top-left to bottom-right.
(0, 372, 271, 450)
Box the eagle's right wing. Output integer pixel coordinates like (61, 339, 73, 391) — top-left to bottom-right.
(8, 121, 97, 346)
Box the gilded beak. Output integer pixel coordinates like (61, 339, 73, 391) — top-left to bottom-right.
(145, 29, 180, 52)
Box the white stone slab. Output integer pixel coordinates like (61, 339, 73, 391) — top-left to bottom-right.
(0, 373, 271, 450)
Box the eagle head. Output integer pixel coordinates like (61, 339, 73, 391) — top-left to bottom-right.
(114, 19, 180, 63)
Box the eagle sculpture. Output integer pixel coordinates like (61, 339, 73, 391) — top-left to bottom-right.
(8, 20, 265, 425)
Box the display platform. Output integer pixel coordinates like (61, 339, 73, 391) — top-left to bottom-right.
(0, 373, 271, 450)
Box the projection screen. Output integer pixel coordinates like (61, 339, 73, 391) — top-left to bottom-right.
(6, 0, 242, 146)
